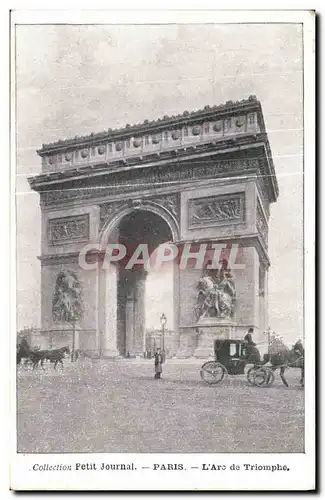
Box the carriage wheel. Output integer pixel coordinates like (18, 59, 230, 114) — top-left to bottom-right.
(250, 368, 267, 387)
(246, 367, 258, 386)
(263, 367, 275, 387)
(200, 361, 227, 385)
(251, 367, 275, 387)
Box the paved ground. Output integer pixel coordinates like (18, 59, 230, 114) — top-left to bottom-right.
(17, 359, 304, 453)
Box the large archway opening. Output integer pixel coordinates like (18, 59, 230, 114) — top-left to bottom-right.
(115, 210, 174, 357)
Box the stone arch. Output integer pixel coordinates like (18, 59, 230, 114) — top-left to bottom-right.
(98, 199, 180, 248)
(97, 200, 179, 358)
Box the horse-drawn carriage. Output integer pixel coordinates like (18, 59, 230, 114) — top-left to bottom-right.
(200, 339, 275, 387)
(17, 337, 70, 370)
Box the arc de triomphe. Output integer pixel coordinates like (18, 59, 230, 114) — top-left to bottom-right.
(29, 96, 278, 358)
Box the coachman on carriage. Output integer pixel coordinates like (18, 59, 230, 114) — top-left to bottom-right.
(200, 330, 304, 388)
(200, 336, 275, 387)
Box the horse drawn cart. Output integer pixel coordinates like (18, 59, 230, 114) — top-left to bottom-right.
(200, 339, 275, 387)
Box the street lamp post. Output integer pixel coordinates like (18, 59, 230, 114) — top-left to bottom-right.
(160, 313, 167, 354)
(71, 319, 76, 362)
(267, 327, 271, 356)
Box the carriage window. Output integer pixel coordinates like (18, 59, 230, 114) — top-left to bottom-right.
(204, 123, 210, 134)
(230, 344, 237, 357)
(183, 127, 188, 137)
(108, 143, 113, 152)
(126, 138, 131, 148)
(164, 131, 169, 141)
(145, 135, 149, 145)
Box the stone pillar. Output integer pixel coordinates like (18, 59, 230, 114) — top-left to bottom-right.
(95, 266, 101, 355)
(177, 328, 197, 358)
(258, 264, 269, 356)
(133, 270, 147, 355)
(259, 264, 267, 334)
(264, 267, 269, 330)
(99, 264, 119, 358)
(251, 249, 260, 329)
(176, 266, 202, 357)
(173, 260, 180, 355)
(234, 246, 260, 332)
(125, 289, 135, 356)
(74, 328, 80, 351)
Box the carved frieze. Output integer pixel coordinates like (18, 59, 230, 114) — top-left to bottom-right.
(40, 159, 259, 207)
(99, 201, 127, 230)
(153, 193, 180, 221)
(256, 201, 268, 246)
(98, 194, 180, 231)
(189, 193, 245, 229)
(48, 214, 89, 245)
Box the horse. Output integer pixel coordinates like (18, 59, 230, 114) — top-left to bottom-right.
(265, 340, 304, 387)
(17, 337, 33, 365)
(241, 336, 267, 384)
(30, 346, 70, 370)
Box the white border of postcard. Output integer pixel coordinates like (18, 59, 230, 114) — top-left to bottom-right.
(9, 8, 315, 492)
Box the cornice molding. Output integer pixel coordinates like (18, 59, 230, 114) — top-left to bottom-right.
(30, 136, 275, 189)
(37, 96, 261, 155)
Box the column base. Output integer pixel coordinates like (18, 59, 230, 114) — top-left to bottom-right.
(193, 348, 215, 359)
(193, 320, 236, 358)
(176, 328, 197, 358)
(100, 348, 121, 359)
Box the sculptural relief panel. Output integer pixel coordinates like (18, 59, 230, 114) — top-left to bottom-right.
(188, 193, 245, 229)
(48, 214, 90, 245)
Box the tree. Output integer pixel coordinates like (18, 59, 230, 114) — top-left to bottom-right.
(268, 329, 288, 354)
(52, 269, 83, 361)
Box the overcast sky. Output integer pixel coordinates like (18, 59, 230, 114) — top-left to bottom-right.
(16, 24, 303, 342)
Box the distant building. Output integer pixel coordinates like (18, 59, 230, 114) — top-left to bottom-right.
(268, 331, 288, 354)
(17, 326, 44, 348)
(145, 328, 176, 357)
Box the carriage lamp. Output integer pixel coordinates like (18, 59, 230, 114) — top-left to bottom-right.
(160, 313, 167, 353)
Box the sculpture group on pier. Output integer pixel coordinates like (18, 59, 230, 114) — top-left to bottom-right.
(195, 267, 236, 321)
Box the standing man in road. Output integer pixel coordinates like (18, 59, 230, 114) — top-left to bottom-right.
(154, 348, 165, 379)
